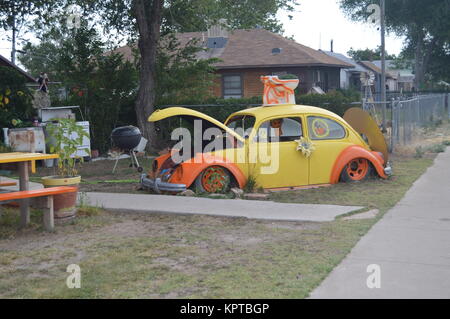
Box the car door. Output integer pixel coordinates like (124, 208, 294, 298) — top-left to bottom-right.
(248, 116, 309, 188)
(306, 115, 353, 184)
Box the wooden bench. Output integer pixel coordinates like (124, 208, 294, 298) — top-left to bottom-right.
(0, 181, 17, 187)
(0, 186, 78, 231)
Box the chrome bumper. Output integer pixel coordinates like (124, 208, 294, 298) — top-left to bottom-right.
(140, 174, 187, 193)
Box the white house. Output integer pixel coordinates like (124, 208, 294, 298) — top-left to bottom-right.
(372, 60, 415, 92)
(321, 51, 368, 91)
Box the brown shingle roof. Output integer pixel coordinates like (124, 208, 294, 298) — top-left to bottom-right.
(359, 61, 382, 74)
(358, 61, 396, 79)
(0, 54, 36, 83)
(110, 29, 353, 69)
(212, 29, 353, 69)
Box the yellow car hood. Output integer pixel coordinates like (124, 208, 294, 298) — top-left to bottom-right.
(148, 107, 245, 142)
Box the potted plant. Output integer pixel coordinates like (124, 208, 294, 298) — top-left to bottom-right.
(42, 118, 90, 219)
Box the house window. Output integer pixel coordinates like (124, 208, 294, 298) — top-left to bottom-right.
(313, 70, 321, 83)
(223, 75, 242, 99)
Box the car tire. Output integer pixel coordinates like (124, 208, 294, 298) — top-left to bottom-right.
(194, 166, 231, 194)
(340, 158, 373, 182)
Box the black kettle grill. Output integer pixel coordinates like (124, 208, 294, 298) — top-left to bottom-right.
(111, 126, 143, 173)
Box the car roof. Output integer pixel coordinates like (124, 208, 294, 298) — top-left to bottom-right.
(229, 104, 345, 122)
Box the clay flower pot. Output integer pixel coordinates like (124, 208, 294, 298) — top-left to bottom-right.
(41, 175, 81, 219)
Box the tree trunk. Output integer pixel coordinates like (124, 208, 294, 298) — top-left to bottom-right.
(413, 29, 437, 90)
(132, 0, 164, 152)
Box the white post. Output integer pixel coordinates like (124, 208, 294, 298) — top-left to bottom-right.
(3, 128, 9, 146)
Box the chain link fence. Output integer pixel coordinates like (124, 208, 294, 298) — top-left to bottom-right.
(363, 93, 449, 151)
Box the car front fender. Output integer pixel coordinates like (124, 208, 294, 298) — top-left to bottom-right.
(170, 154, 247, 189)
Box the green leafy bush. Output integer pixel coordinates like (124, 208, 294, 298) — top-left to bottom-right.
(0, 66, 34, 129)
(427, 143, 446, 153)
(243, 174, 258, 193)
(296, 90, 357, 116)
(414, 146, 424, 158)
(46, 118, 90, 177)
(153, 91, 359, 147)
(0, 142, 13, 153)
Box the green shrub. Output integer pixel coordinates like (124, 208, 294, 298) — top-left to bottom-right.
(154, 90, 359, 146)
(0, 142, 13, 153)
(278, 74, 298, 80)
(0, 66, 34, 129)
(46, 118, 90, 177)
(296, 90, 357, 116)
(243, 174, 258, 193)
(414, 146, 424, 158)
(427, 143, 446, 153)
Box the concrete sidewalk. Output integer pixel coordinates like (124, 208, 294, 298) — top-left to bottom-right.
(82, 192, 362, 222)
(0, 176, 362, 222)
(310, 148, 450, 298)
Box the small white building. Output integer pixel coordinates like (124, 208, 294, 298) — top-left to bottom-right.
(372, 60, 415, 92)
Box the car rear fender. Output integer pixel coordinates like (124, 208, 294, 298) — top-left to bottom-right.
(330, 145, 387, 184)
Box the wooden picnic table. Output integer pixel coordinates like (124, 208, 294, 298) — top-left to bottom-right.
(0, 152, 59, 227)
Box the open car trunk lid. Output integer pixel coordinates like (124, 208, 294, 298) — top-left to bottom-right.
(148, 107, 245, 143)
(343, 107, 389, 161)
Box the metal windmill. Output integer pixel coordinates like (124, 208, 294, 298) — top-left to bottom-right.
(360, 71, 380, 125)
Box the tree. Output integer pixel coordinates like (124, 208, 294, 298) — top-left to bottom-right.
(339, 0, 450, 89)
(0, 0, 53, 63)
(347, 46, 396, 61)
(155, 34, 220, 105)
(70, 0, 298, 151)
(19, 25, 139, 153)
(15, 0, 296, 151)
(163, 0, 298, 34)
(19, 16, 220, 152)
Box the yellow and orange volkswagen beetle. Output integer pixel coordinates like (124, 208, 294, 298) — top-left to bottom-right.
(141, 76, 391, 194)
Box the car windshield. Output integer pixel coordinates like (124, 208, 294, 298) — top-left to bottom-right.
(225, 115, 255, 138)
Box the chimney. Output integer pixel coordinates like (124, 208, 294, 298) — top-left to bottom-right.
(206, 19, 229, 49)
(331, 39, 334, 52)
(207, 19, 228, 38)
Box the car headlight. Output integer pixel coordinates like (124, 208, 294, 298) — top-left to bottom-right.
(161, 170, 172, 182)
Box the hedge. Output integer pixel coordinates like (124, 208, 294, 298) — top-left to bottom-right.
(157, 90, 361, 121)
(153, 90, 361, 145)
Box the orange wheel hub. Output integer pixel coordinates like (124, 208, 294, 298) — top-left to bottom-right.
(346, 158, 369, 181)
(201, 166, 228, 193)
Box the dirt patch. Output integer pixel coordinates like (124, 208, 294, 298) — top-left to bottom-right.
(393, 122, 450, 156)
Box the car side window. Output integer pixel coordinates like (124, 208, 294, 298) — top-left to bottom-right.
(308, 116, 346, 140)
(256, 117, 303, 142)
(226, 115, 255, 138)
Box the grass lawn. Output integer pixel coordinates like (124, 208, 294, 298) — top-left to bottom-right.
(0, 152, 437, 298)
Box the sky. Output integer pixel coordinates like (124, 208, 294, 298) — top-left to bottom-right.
(277, 0, 405, 56)
(0, 0, 406, 66)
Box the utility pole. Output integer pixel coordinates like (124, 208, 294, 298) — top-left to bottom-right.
(11, 9, 16, 64)
(380, 0, 387, 132)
